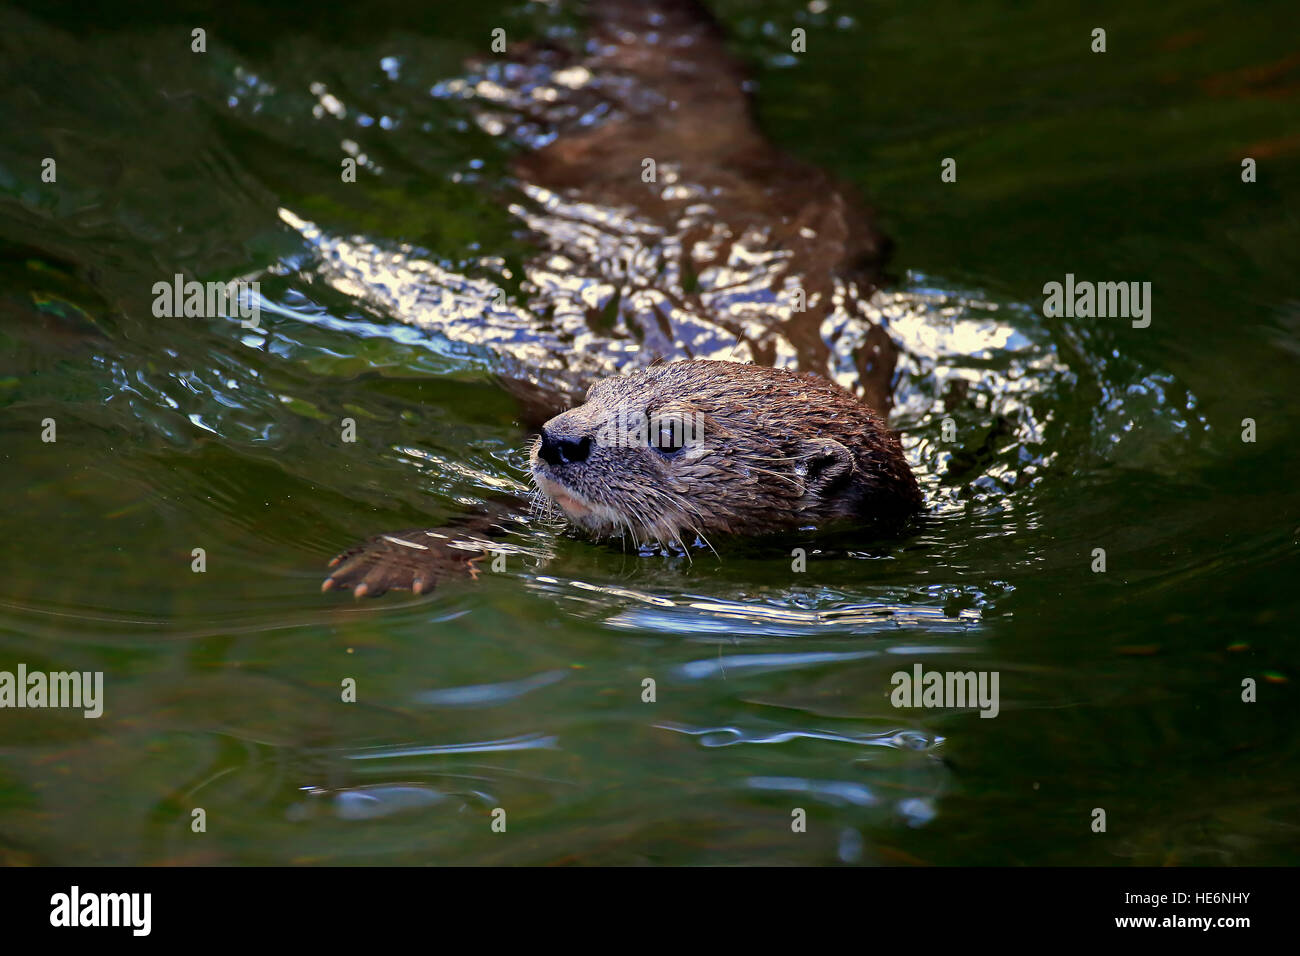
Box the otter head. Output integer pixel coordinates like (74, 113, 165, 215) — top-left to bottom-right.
(529, 361, 922, 548)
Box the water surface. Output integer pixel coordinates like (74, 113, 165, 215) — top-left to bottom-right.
(1, 0, 1297, 865)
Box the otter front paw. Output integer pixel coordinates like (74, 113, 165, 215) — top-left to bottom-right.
(321, 529, 487, 598)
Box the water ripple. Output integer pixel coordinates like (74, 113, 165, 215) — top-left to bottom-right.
(659, 722, 942, 751)
(346, 732, 559, 760)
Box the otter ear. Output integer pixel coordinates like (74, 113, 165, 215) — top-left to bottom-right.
(799, 437, 854, 492)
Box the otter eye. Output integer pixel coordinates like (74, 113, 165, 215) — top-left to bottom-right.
(650, 412, 689, 455)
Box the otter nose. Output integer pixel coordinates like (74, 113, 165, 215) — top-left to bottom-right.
(538, 429, 592, 466)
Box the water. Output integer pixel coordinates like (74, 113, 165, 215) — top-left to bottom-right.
(1, 0, 1297, 865)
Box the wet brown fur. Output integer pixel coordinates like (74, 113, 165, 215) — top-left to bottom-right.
(531, 360, 922, 549)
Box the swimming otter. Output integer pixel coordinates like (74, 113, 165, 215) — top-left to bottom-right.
(319, 0, 920, 597)
(324, 358, 921, 597)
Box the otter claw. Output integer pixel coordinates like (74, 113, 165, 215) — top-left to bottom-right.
(322, 526, 493, 598)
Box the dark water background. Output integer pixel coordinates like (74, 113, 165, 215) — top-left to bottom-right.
(1, 0, 1297, 864)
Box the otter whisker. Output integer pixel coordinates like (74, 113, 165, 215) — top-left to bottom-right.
(726, 459, 806, 491)
(732, 452, 819, 463)
(664, 516, 705, 563)
(646, 505, 691, 560)
(621, 513, 643, 551)
(668, 505, 722, 558)
(641, 488, 718, 561)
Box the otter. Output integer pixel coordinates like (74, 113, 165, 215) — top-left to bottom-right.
(324, 359, 921, 596)
(318, 0, 922, 597)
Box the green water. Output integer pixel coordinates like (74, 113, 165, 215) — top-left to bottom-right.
(1, 0, 1297, 865)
